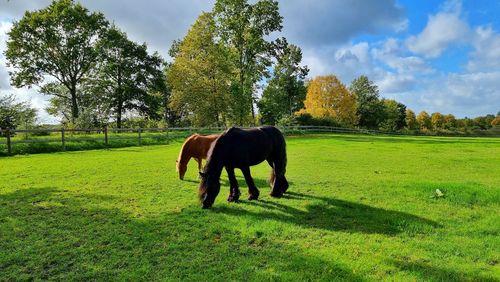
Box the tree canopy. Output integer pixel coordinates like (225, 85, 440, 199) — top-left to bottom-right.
(300, 75, 358, 126)
(5, 0, 109, 122)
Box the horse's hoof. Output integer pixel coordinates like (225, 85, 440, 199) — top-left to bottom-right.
(270, 191, 283, 198)
(248, 194, 259, 201)
(227, 194, 240, 202)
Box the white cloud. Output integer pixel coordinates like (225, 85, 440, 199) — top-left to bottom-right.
(372, 38, 433, 74)
(395, 72, 500, 117)
(406, 1, 470, 58)
(467, 26, 500, 72)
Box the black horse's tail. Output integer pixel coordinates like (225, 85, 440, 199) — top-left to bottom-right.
(262, 126, 289, 196)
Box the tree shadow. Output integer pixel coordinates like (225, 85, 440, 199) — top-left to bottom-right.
(215, 191, 440, 235)
(391, 260, 498, 282)
(0, 187, 364, 281)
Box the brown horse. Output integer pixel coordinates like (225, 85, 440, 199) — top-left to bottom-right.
(176, 134, 219, 180)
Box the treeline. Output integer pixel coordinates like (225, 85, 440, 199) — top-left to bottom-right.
(291, 75, 500, 134)
(2, 0, 499, 135)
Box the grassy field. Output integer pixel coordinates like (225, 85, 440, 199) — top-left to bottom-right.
(0, 134, 499, 281)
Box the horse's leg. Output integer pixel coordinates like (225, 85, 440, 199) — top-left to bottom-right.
(266, 158, 276, 187)
(241, 166, 259, 200)
(270, 153, 288, 198)
(196, 158, 202, 171)
(226, 167, 240, 202)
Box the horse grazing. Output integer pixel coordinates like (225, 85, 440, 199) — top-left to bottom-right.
(176, 134, 219, 180)
(198, 126, 288, 208)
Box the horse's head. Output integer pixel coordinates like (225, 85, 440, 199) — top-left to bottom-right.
(198, 171, 220, 209)
(176, 160, 187, 180)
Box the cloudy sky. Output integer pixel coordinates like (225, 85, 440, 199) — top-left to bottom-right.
(1, 0, 499, 123)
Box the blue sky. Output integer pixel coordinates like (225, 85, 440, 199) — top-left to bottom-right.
(1, 0, 499, 123)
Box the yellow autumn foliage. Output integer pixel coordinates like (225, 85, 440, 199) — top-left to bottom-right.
(299, 75, 358, 126)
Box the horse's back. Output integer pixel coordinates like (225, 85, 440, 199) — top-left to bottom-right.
(219, 126, 284, 166)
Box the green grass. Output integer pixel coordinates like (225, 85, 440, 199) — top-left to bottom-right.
(1, 134, 499, 281)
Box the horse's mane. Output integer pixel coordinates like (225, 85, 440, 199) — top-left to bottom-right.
(177, 134, 200, 163)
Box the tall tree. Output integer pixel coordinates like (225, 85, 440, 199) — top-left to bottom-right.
(380, 99, 406, 131)
(300, 75, 358, 126)
(258, 38, 309, 125)
(95, 26, 164, 128)
(213, 0, 283, 125)
(405, 109, 417, 130)
(349, 75, 385, 129)
(443, 114, 456, 130)
(416, 111, 431, 130)
(431, 112, 445, 130)
(167, 12, 234, 127)
(5, 0, 109, 122)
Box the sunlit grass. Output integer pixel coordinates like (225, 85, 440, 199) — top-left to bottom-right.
(0, 134, 499, 281)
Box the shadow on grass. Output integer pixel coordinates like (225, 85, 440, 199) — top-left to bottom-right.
(216, 191, 440, 235)
(0, 187, 364, 281)
(391, 260, 498, 282)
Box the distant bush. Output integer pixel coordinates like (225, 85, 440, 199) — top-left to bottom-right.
(293, 113, 342, 127)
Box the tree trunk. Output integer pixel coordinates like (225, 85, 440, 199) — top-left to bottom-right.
(116, 98, 123, 128)
(70, 83, 79, 123)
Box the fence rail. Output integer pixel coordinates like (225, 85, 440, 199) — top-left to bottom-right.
(0, 125, 497, 155)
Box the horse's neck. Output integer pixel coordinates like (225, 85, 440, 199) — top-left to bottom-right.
(179, 139, 193, 164)
(204, 143, 224, 178)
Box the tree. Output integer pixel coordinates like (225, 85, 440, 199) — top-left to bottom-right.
(95, 26, 165, 128)
(5, 0, 109, 122)
(405, 109, 417, 130)
(416, 111, 431, 130)
(0, 95, 37, 131)
(168, 13, 234, 127)
(258, 38, 308, 125)
(443, 114, 456, 130)
(213, 0, 283, 125)
(349, 75, 385, 129)
(491, 116, 500, 126)
(431, 112, 445, 130)
(380, 99, 406, 131)
(300, 75, 358, 126)
(473, 115, 495, 130)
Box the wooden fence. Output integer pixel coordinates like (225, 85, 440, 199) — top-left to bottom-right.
(0, 125, 497, 155)
(0, 125, 403, 155)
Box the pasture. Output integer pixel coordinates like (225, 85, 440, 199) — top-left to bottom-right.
(0, 134, 499, 281)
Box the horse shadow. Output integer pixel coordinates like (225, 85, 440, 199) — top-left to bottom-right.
(215, 191, 440, 235)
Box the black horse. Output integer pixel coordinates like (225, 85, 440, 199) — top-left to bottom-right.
(198, 126, 289, 208)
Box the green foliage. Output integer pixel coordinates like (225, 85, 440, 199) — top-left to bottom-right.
(349, 75, 385, 129)
(1, 135, 499, 280)
(293, 113, 342, 127)
(258, 38, 308, 125)
(167, 13, 233, 127)
(380, 99, 407, 131)
(94, 26, 165, 128)
(0, 95, 37, 132)
(5, 0, 109, 122)
(213, 0, 283, 124)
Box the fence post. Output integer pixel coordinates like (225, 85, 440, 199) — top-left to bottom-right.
(6, 128, 12, 155)
(138, 128, 142, 146)
(61, 127, 66, 151)
(104, 127, 108, 146)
